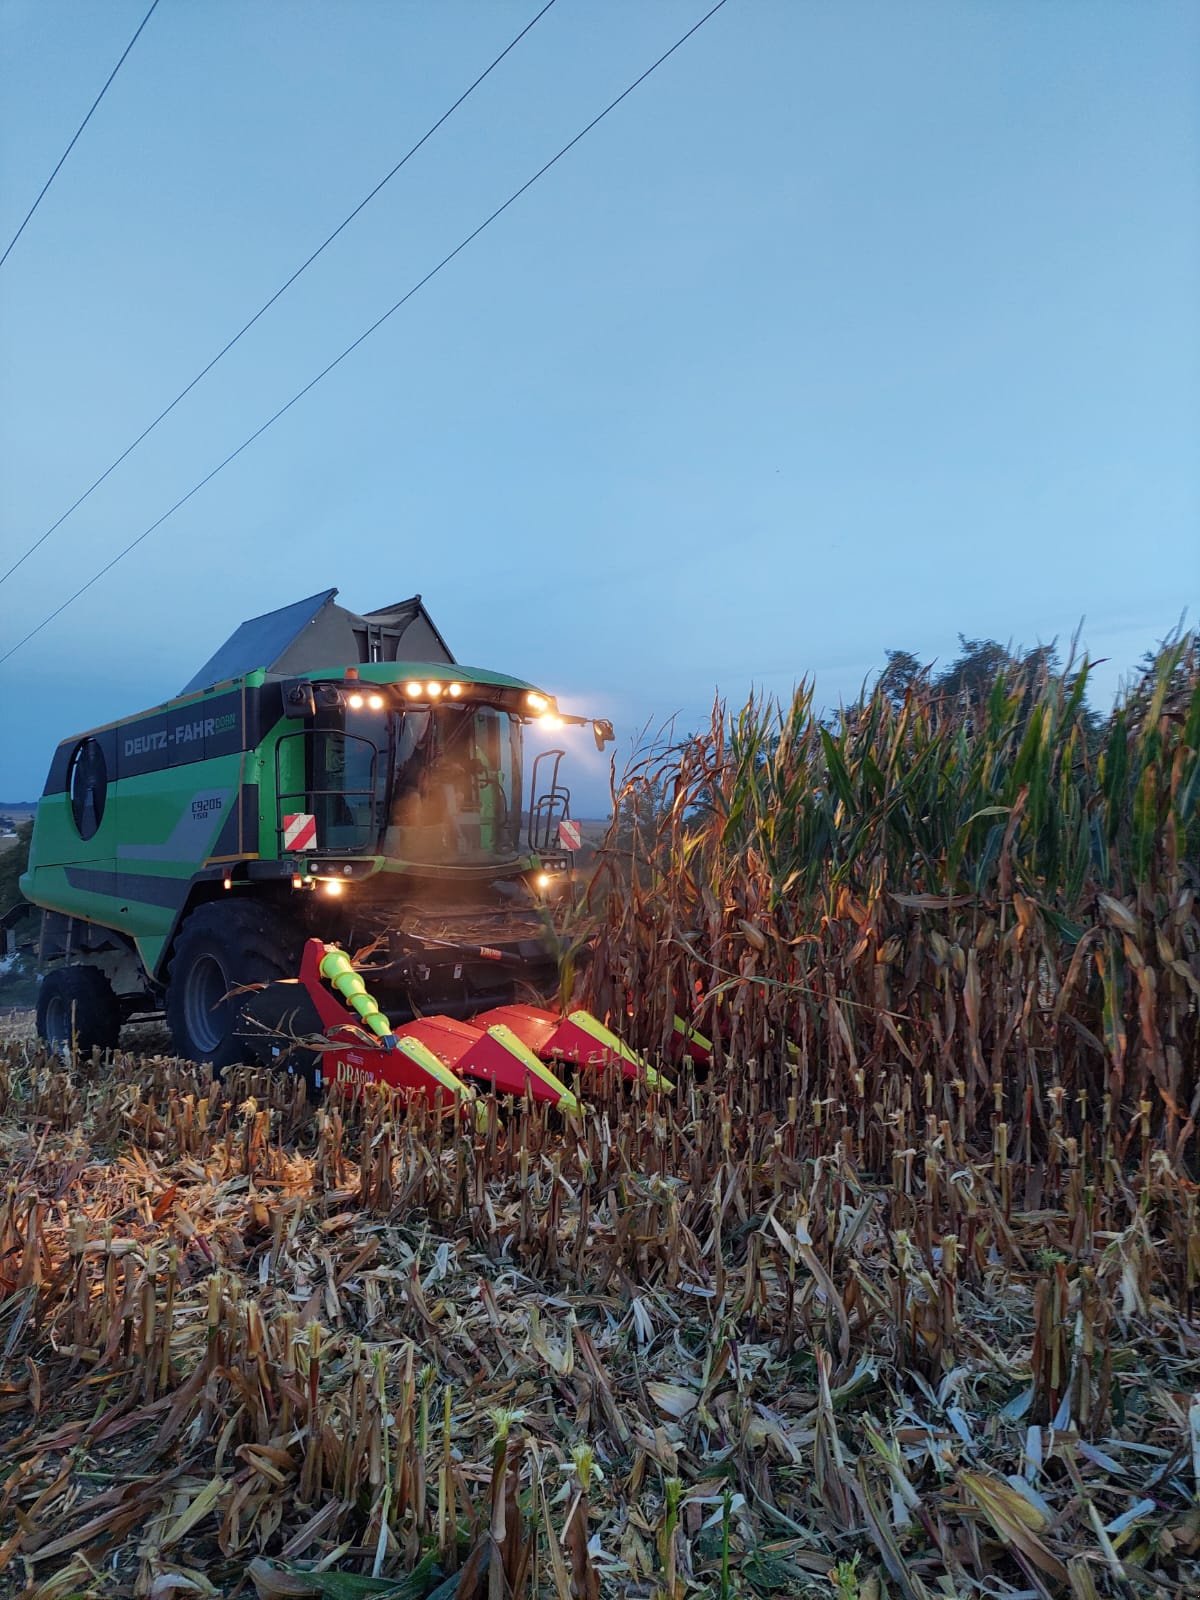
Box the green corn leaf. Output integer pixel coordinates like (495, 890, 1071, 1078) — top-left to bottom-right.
(820, 727, 855, 812)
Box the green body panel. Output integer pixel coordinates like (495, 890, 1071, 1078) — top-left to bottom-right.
(21, 661, 549, 986)
(24, 760, 244, 976)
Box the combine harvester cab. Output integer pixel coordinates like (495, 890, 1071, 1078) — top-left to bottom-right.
(15, 587, 662, 1096)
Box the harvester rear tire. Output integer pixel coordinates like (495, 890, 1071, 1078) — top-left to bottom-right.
(36, 965, 122, 1055)
(165, 902, 298, 1072)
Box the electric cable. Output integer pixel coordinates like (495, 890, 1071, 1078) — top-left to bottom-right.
(0, 0, 730, 668)
(0, 0, 162, 271)
(0, 0, 559, 587)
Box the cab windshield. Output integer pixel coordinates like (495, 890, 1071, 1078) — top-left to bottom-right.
(382, 704, 523, 865)
(276, 699, 525, 863)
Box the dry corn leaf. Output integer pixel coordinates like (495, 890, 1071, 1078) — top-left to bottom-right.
(961, 1469, 1068, 1584)
(159, 1476, 227, 1550)
(646, 1382, 698, 1420)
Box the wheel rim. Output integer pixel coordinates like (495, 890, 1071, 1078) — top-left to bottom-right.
(44, 994, 71, 1044)
(182, 953, 229, 1056)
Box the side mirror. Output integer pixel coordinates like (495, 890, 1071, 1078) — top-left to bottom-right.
(282, 679, 317, 720)
(592, 719, 615, 751)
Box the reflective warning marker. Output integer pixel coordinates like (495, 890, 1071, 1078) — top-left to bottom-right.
(283, 812, 317, 852)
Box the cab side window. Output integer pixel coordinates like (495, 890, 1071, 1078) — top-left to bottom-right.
(68, 738, 108, 840)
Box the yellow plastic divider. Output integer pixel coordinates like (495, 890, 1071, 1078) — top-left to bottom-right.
(673, 1014, 713, 1053)
(565, 1009, 673, 1092)
(486, 1023, 580, 1115)
(395, 1035, 474, 1104)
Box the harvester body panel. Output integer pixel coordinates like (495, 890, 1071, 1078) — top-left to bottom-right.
(23, 676, 264, 977)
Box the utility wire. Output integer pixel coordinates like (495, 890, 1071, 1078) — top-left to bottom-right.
(0, 0, 730, 668)
(0, 0, 162, 271)
(0, 0, 559, 588)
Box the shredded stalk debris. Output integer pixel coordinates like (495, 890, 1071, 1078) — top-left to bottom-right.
(0, 1039, 1196, 1598)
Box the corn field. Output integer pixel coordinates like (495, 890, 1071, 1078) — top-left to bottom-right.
(586, 638, 1199, 1158)
(0, 639, 1197, 1598)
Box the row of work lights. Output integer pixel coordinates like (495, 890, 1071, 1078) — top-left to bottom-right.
(336, 681, 470, 710)
(401, 679, 466, 701)
(347, 682, 556, 718)
(336, 683, 462, 710)
(294, 675, 564, 725)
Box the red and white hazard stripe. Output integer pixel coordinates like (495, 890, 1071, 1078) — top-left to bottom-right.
(282, 812, 317, 852)
(558, 818, 582, 852)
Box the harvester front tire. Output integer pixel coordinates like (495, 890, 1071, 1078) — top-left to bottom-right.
(36, 965, 122, 1055)
(165, 903, 296, 1072)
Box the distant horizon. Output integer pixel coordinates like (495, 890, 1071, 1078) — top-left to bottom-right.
(2, 615, 1193, 816)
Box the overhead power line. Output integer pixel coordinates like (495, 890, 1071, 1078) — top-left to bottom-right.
(0, 0, 162, 271)
(0, 0, 730, 668)
(0, 0, 559, 589)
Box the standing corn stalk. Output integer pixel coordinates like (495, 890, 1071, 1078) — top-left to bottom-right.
(585, 638, 1199, 1158)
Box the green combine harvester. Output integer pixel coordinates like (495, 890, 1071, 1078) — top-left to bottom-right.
(11, 590, 612, 1070)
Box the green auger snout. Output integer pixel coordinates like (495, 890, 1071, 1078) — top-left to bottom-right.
(318, 946, 392, 1038)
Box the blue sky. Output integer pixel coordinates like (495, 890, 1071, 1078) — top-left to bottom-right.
(1, 0, 1197, 811)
